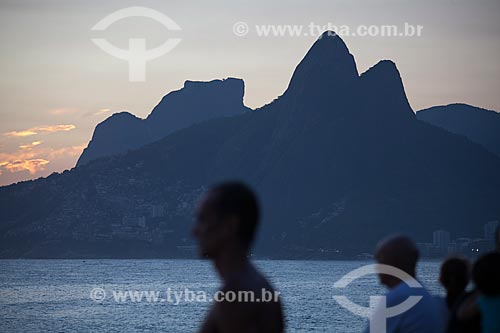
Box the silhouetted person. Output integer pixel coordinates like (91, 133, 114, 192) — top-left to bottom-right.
(459, 252, 500, 333)
(367, 235, 444, 333)
(193, 182, 284, 333)
(440, 257, 470, 309)
(439, 257, 480, 333)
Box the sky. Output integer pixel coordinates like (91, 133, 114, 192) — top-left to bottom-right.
(1, 0, 500, 186)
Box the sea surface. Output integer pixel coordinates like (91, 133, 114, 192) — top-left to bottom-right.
(0, 260, 443, 332)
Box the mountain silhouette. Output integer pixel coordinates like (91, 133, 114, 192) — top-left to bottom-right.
(1, 31, 499, 258)
(417, 103, 500, 157)
(77, 78, 250, 166)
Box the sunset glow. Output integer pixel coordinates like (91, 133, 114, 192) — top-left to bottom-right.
(4, 125, 76, 137)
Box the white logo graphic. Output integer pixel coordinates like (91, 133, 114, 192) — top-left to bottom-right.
(233, 22, 249, 37)
(91, 7, 182, 82)
(90, 287, 106, 302)
(333, 264, 423, 333)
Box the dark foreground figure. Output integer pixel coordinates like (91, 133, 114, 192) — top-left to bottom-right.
(193, 182, 284, 333)
(368, 235, 444, 333)
(439, 257, 481, 333)
(458, 252, 500, 333)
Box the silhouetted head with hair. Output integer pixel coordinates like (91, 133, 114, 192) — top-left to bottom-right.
(193, 182, 259, 259)
(439, 257, 470, 308)
(473, 252, 500, 296)
(440, 257, 470, 292)
(375, 235, 419, 288)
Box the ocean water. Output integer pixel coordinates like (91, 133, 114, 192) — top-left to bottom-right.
(0, 260, 443, 332)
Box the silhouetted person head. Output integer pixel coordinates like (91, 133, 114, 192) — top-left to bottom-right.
(473, 252, 500, 296)
(439, 257, 470, 308)
(193, 181, 259, 259)
(375, 235, 419, 288)
(194, 182, 284, 333)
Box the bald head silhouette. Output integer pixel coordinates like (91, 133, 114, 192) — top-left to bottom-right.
(375, 235, 419, 288)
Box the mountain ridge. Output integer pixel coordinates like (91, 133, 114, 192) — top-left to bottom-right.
(417, 103, 500, 157)
(1, 32, 499, 258)
(77, 77, 250, 166)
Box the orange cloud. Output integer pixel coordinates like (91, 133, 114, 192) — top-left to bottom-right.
(4, 124, 76, 137)
(33, 125, 76, 132)
(3, 159, 50, 174)
(49, 108, 79, 115)
(4, 129, 37, 137)
(83, 108, 112, 117)
(47, 144, 86, 159)
(0, 143, 85, 176)
(94, 108, 111, 116)
(19, 141, 43, 149)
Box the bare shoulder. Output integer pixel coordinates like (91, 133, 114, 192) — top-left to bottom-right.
(204, 267, 284, 333)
